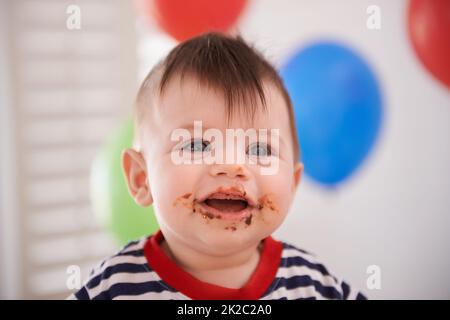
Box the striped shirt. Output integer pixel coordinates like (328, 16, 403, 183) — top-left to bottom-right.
(70, 230, 366, 300)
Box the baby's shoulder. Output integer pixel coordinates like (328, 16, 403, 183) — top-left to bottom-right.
(90, 237, 150, 276)
(279, 240, 330, 269)
(70, 236, 157, 300)
(270, 240, 367, 300)
(278, 241, 338, 282)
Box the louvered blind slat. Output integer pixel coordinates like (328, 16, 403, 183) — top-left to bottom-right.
(8, 0, 137, 299)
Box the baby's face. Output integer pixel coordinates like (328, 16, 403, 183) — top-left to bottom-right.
(139, 76, 302, 255)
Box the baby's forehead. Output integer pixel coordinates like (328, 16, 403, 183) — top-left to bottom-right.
(153, 75, 290, 130)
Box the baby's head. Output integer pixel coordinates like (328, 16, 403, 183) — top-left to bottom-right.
(123, 32, 303, 255)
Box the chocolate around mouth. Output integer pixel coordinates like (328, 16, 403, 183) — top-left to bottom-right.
(203, 198, 249, 212)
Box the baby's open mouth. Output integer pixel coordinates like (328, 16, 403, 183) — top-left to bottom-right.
(197, 188, 255, 219)
(203, 196, 249, 212)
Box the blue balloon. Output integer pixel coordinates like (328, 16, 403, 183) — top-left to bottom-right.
(280, 42, 382, 186)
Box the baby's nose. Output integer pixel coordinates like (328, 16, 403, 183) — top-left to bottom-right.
(209, 164, 250, 180)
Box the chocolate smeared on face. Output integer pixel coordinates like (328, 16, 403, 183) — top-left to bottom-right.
(257, 194, 278, 213)
(173, 193, 204, 217)
(202, 212, 214, 220)
(182, 193, 192, 199)
(173, 190, 278, 229)
(173, 193, 193, 207)
(244, 214, 253, 226)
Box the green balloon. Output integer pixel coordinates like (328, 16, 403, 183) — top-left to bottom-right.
(90, 118, 158, 246)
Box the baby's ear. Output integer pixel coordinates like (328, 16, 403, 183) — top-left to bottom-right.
(121, 148, 153, 207)
(292, 162, 304, 193)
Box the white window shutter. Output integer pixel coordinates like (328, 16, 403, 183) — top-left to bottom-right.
(3, 0, 138, 299)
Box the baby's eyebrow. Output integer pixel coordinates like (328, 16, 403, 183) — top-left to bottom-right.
(165, 123, 210, 143)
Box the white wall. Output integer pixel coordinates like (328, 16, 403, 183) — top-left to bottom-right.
(234, 0, 449, 299)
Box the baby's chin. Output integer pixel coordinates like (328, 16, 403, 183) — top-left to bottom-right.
(190, 224, 273, 255)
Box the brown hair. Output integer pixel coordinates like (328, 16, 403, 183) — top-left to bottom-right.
(135, 32, 300, 162)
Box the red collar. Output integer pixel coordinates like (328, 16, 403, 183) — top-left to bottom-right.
(144, 230, 282, 300)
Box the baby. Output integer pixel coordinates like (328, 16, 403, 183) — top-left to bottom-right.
(72, 32, 366, 300)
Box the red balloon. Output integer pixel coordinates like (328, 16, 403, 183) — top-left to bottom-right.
(408, 0, 450, 89)
(151, 0, 248, 42)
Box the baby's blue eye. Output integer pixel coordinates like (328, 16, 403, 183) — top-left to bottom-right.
(182, 139, 210, 153)
(247, 143, 271, 157)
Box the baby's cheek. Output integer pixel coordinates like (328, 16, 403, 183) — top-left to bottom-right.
(254, 177, 293, 223)
(153, 160, 199, 200)
(172, 192, 195, 213)
(153, 192, 195, 235)
(254, 193, 288, 226)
